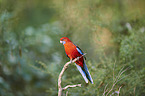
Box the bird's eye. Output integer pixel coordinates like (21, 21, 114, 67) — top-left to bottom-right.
(62, 39, 64, 41)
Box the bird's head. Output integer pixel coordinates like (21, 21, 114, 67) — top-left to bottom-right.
(60, 37, 71, 45)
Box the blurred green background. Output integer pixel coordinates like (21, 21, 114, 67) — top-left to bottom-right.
(0, 0, 145, 96)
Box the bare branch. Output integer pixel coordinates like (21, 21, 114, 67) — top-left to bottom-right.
(113, 66, 125, 83)
(105, 66, 129, 96)
(58, 53, 86, 96)
(134, 87, 136, 96)
(63, 84, 81, 90)
(66, 91, 68, 96)
(103, 84, 108, 96)
(118, 85, 122, 96)
(113, 60, 116, 82)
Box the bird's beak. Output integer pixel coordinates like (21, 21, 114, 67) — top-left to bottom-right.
(60, 40, 63, 43)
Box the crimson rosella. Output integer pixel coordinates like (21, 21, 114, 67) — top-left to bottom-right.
(60, 37, 93, 84)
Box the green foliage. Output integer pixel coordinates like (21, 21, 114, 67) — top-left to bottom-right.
(0, 0, 145, 96)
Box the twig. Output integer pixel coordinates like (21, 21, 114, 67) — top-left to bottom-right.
(118, 85, 122, 96)
(63, 84, 81, 90)
(134, 87, 136, 96)
(58, 53, 86, 96)
(113, 60, 116, 82)
(66, 91, 68, 96)
(114, 66, 125, 83)
(105, 66, 129, 96)
(103, 84, 108, 96)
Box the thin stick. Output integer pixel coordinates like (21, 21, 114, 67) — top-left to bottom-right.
(58, 53, 86, 96)
(106, 67, 129, 96)
(113, 60, 116, 82)
(63, 84, 81, 90)
(118, 85, 122, 96)
(103, 84, 108, 96)
(66, 91, 68, 96)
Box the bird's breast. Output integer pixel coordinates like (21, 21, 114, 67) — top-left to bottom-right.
(64, 43, 80, 59)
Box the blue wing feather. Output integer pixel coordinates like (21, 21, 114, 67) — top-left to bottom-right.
(76, 46, 86, 60)
(76, 47, 83, 55)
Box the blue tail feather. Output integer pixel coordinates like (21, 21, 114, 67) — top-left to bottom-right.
(75, 62, 93, 84)
(75, 64, 88, 83)
(83, 62, 93, 84)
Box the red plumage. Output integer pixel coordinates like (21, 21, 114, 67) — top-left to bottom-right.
(60, 37, 84, 67)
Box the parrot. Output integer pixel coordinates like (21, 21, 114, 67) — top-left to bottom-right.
(60, 37, 93, 84)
